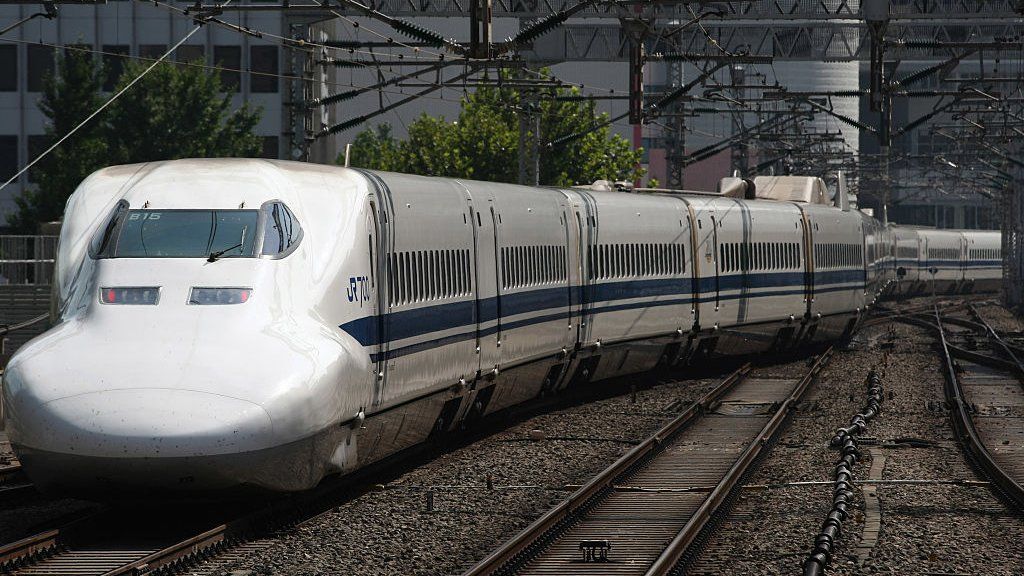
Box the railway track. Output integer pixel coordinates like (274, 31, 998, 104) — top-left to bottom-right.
(463, 348, 834, 576)
(934, 305, 1024, 511)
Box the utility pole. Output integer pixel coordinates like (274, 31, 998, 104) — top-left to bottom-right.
(470, 0, 491, 59)
(518, 73, 539, 186)
(730, 64, 747, 175)
(864, 0, 891, 223)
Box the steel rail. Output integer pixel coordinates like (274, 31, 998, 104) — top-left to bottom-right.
(0, 530, 60, 570)
(0, 463, 22, 484)
(644, 347, 833, 576)
(934, 307, 1024, 511)
(461, 363, 754, 576)
(0, 313, 48, 337)
(966, 303, 1024, 376)
(464, 348, 834, 576)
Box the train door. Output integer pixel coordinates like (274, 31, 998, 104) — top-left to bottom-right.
(682, 203, 701, 328)
(367, 198, 388, 407)
(469, 197, 500, 377)
(689, 201, 718, 331)
(960, 234, 968, 284)
(572, 191, 598, 346)
(709, 212, 721, 312)
(488, 205, 504, 365)
(559, 199, 582, 347)
(799, 209, 814, 316)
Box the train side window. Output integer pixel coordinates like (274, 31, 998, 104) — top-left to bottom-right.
(503, 247, 510, 289)
(438, 250, 446, 298)
(401, 252, 409, 302)
(424, 251, 432, 300)
(534, 246, 540, 284)
(420, 251, 428, 301)
(530, 246, 536, 285)
(260, 201, 303, 257)
(525, 246, 532, 286)
(547, 246, 553, 282)
(526, 245, 532, 285)
(405, 252, 414, 303)
(512, 246, 519, 287)
(386, 253, 395, 306)
(536, 245, 544, 282)
(444, 250, 452, 297)
(520, 243, 528, 284)
(443, 250, 451, 297)
(411, 251, 420, 302)
(429, 250, 438, 300)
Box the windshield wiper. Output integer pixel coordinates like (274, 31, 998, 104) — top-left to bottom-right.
(208, 242, 243, 262)
(208, 225, 248, 262)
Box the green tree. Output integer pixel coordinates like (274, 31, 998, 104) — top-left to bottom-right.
(343, 76, 643, 186)
(347, 124, 402, 171)
(102, 60, 261, 163)
(9, 51, 107, 232)
(9, 56, 262, 231)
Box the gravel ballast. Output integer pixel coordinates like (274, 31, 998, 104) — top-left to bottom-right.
(78, 296, 1024, 575)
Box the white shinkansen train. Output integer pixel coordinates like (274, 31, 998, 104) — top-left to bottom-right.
(0, 159, 1003, 495)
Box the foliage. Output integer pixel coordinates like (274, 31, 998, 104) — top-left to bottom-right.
(9, 55, 262, 231)
(102, 60, 261, 163)
(9, 51, 107, 232)
(343, 74, 644, 186)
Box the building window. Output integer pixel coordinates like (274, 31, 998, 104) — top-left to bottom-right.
(213, 45, 241, 92)
(260, 136, 278, 159)
(176, 44, 205, 64)
(26, 135, 49, 184)
(250, 46, 278, 93)
(101, 45, 129, 91)
(0, 46, 16, 91)
(139, 44, 167, 60)
(0, 136, 18, 183)
(27, 45, 56, 92)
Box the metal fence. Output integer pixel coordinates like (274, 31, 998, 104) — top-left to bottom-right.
(0, 236, 58, 285)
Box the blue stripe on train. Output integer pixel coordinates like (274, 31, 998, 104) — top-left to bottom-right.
(340, 268, 870, 359)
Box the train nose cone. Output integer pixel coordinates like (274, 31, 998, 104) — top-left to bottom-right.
(8, 389, 277, 494)
(17, 389, 274, 458)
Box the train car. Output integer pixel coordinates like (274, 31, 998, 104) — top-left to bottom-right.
(964, 230, 1002, 293)
(891, 226, 923, 294)
(919, 228, 969, 293)
(0, 159, 1004, 496)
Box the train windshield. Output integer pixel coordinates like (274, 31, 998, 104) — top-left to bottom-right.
(99, 209, 260, 258)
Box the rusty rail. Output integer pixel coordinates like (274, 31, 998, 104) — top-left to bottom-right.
(934, 307, 1024, 511)
(646, 347, 833, 576)
(461, 363, 753, 576)
(464, 348, 834, 576)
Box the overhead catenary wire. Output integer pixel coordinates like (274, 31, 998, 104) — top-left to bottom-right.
(0, 4, 227, 194)
(0, 38, 481, 107)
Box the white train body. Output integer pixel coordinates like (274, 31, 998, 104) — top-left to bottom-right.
(0, 159, 1003, 495)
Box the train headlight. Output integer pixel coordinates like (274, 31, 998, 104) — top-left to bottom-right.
(100, 287, 161, 305)
(188, 287, 252, 305)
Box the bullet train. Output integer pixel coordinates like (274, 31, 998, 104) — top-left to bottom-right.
(0, 159, 1003, 496)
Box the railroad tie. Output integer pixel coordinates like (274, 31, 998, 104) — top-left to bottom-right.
(855, 447, 886, 564)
